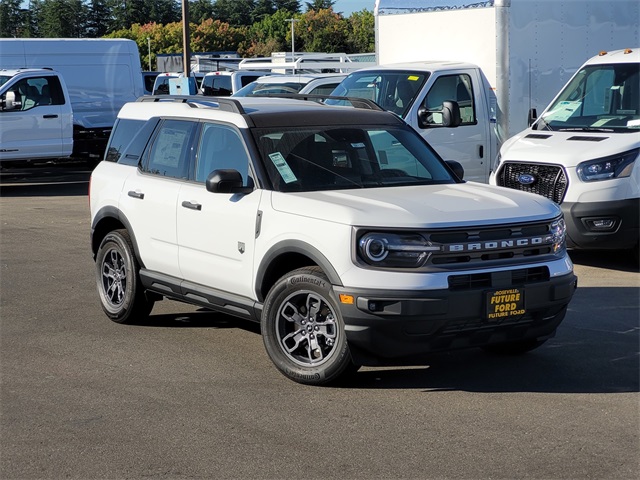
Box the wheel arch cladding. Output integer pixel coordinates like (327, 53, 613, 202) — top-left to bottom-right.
(91, 207, 145, 268)
(255, 240, 343, 302)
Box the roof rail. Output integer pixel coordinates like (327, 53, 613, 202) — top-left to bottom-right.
(136, 95, 246, 114)
(256, 93, 383, 111)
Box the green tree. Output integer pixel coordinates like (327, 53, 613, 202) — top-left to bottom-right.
(274, 0, 299, 13)
(39, 0, 86, 37)
(85, 0, 112, 37)
(0, 0, 23, 37)
(297, 8, 346, 52)
(211, 0, 253, 26)
(190, 0, 214, 24)
(240, 9, 291, 56)
(346, 9, 374, 53)
(304, 0, 333, 11)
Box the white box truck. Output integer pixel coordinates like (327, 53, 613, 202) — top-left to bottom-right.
(331, 0, 639, 182)
(491, 47, 639, 257)
(0, 38, 144, 162)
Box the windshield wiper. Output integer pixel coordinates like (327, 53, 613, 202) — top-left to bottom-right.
(556, 127, 615, 133)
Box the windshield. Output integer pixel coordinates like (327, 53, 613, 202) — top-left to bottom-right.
(253, 125, 455, 192)
(330, 71, 428, 117)
(233, 81, 306, 97)
(535, 62, 640, 133)
(0, 75, 11, 87)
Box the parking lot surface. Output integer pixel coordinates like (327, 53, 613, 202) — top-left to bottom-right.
(1, 171, 638, 479)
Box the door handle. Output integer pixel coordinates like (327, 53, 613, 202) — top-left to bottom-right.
(128, 190, 144, 200)
(478, 145, 484, 159)
(181, 200, 202, 211)
(43, 114, 58, 119)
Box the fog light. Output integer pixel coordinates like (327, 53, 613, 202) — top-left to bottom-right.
(583, 218, 618, 232)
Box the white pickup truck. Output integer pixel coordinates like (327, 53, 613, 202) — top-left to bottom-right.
(0, 68, 74, 162)
(0, 38, 144, 163)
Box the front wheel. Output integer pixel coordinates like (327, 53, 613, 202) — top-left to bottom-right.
(95, 229, 154, 324)
(261, 267, 356, 385)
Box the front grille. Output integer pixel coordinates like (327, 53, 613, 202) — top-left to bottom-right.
(497, 162, 568, 204)
(422, 220, 558, 268)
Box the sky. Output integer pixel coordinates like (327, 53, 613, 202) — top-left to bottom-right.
(332, 0, 375, 16)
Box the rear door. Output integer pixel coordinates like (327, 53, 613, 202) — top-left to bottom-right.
(120, 118, 197, 278)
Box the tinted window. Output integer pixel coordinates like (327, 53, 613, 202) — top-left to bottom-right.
(105, 118, 146, 163)
(8, 76, 65, 111)
(195, 123, 250, 183)
(142, 119, 196, 179)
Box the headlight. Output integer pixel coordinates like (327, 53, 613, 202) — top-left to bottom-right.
(548, 217, 566, 254)
(358, 232, 440, 268)
(576, 148, 638, 182)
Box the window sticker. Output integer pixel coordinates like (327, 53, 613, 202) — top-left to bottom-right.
(543, 101, 581, 122)
(269, 152, 298, 184)
(407, 75, 420, 81)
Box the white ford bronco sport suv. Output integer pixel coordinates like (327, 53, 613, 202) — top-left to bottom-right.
(90, 95, 577, 385)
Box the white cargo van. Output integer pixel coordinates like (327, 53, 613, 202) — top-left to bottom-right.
(0, 38, 144, 162)
(491, 48, 639, 255)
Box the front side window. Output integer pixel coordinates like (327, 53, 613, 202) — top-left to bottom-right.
(142, 119, 195, 179)
(253, 126, 455, 192)
(195, 123, 250, 183)
(6, 76, 65, 111)
(422, 74, 476, 126)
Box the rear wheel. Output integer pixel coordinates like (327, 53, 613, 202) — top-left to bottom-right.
(261, 267, 356, 385)
(95, 229, 154, 324)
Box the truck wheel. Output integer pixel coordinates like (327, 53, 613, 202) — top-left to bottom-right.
(95, 229, 154, 324)
(262, 267, 355, 385)
(482, 338, 548, 355)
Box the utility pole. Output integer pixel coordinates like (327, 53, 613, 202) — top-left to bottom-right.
(147, 37, 152, 71)
(181, 0, 191, 76)
(286, 18, 299, 74)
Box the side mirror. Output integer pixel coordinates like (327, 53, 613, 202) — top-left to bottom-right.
(205, 169, 253, 194)
(441, 101, 462, 128)
(1, 91, 19, 111)
(446, 160, 464, 181)
(528, 108, 538, 126)
(417, 100, 462, 129)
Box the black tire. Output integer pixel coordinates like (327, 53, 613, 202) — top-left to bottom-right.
(482, 338, 548, 355)
(261, 267, 356, 385)
(95, 229, 154, 324)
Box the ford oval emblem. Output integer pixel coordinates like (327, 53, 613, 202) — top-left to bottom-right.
(517, 173, 536, 185)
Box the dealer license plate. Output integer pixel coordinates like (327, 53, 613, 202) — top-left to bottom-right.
(485, 288, 525, 320)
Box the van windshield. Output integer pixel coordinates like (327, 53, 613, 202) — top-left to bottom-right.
(329, 71, 428, 117)
(0, 76, 11, 87)
(535, 62, 640, 133)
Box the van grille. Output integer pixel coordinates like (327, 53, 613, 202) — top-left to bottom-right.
(497, 162, 568, 204)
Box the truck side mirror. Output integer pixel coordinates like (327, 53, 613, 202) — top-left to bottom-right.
(417, 100, 462, 129)
(528, 108, 537, 126)
(1, 91, 19, 111)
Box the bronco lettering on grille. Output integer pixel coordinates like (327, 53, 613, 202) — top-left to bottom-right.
(446, 236, 548, 253)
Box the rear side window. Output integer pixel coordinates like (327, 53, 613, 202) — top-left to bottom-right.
(142, 119, 196, 179)
(105, 118, 146, 163)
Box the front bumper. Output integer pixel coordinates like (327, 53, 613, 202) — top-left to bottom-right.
(334, 272, 577, 366)
(562, 198, 639, 250)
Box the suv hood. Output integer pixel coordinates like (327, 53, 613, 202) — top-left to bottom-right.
(270, 183, 560, 228)
(501, 130, 640, 168)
